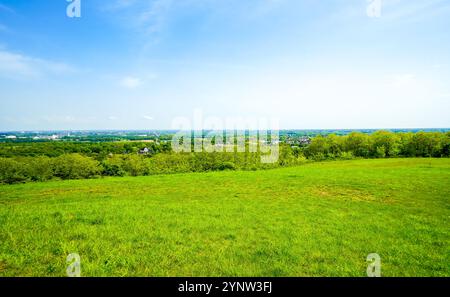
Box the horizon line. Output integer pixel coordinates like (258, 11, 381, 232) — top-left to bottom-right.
(1, 128, 450, 134)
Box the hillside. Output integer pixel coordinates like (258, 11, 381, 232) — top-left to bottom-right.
(0, 158, 449, 276)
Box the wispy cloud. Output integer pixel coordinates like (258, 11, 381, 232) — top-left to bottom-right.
(381, 0, 450, 22)
(102, 0, 173, 34)
(104, 0, 285, 35)
(120, 76, 142, 88)
(0, 50, 76, 79)
(0, 3, 15, 14)
(331, 0, 450, 23)
(142, 115, 154, 120)
(138, 0, 173, 33)
(108, 0, 137, 10)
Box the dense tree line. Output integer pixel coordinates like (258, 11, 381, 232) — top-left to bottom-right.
(0, 141, 171, 159)
(303, 131, 450, 160)
(0, 131, 449, 184)
(0, 154, 101, 184)
(0, 145, 305, 184)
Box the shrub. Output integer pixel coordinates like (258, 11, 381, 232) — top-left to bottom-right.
(0, 158, 28, 184)
(339, 151, 355, 160)
(26, 156, 54, 182)
(53, 154, 101, 179)
(310, 152, 326, 161)
(374, 146, 386, 158)
(102, 163, 125, 177)
(218, 162, 236, 171)
(147, 153, 193, 174)
(120, 155, 149, 176)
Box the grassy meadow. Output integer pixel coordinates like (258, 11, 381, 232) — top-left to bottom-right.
(0, 158, 449, 276)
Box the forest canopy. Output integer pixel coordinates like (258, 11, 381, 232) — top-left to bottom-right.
(0, 130, 449, 184)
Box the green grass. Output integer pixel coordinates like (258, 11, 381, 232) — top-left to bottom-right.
(0, 158, 449, 276)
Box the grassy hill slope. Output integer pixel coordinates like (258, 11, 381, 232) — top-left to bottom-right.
(0, 158, 449, 276)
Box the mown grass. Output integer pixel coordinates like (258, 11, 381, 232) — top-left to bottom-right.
(0, 158, 449, 276)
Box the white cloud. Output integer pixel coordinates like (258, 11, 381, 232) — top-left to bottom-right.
(108, 116, 119, 120)
(142, 115, 154, 120)
(0, 50, 76, 79)
(120, 76, 142, 88)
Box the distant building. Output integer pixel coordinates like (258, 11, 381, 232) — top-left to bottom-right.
(5, 135, 16, 139)
(299, 136, 312, 145)
(285, 136, 311, 146)
(138, 147, 150, 155)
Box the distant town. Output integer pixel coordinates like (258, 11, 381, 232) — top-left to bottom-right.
(1, 129, 449, 146)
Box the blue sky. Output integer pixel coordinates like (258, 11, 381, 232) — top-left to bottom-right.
(0, 0, 449, 130)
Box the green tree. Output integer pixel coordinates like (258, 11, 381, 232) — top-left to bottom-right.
(27, 156, 54, 182)
(304, 135, 329, 158)
(53, 154, 101, 179)
(369, 131, 400, 157)
(0, 158, 28, 184)
(344, 132, 370, 157)
(121, 155, 149, 176)
(410, 132, 441, 157)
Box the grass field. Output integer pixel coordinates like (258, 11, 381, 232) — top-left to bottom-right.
(0, 158, 449, 276)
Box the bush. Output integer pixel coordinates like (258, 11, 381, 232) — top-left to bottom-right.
(53, 154, 101, 179)
(102, 163, 125, 177)
(310, 152, 326, 161)
(26, 156, 54, 182)
(218, 162, 236, 171)
(339, 151, 355, 160)
(0, 158, 28, 184)
(147, 153, 193, 174)
(374, 146, 386, 158)
(120, 155, 149, 176)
